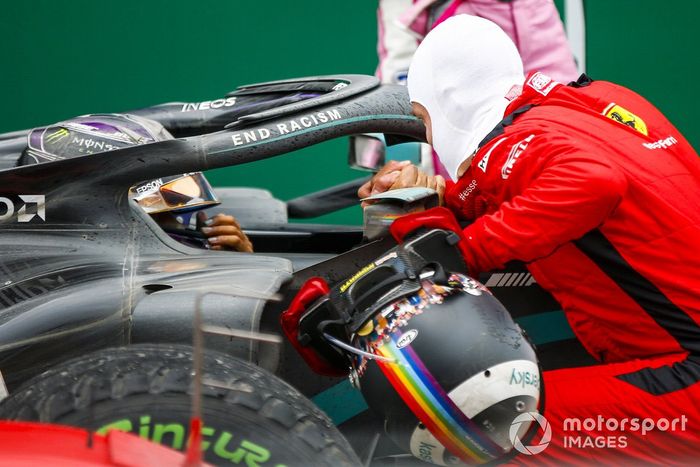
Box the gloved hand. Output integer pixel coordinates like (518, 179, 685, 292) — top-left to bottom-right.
(358, 160, 446, 207)
(199, 213, 253, 252)
(390, 206, 473, 274)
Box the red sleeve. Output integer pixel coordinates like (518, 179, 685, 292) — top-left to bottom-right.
(443, 179, 456, 197)
(460, 151, 628, 274)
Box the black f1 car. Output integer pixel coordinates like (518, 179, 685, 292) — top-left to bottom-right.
(0, 75, 594, 464)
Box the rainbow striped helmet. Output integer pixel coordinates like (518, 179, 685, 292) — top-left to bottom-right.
(352, 274, 543, 465)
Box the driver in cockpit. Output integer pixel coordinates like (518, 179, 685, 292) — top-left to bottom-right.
(20, 113, 253, 252)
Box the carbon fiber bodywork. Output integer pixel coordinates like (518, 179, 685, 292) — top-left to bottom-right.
(0, 75, 425, 389)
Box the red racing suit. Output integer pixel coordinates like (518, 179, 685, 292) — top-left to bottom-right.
(444, 72, 700, 463)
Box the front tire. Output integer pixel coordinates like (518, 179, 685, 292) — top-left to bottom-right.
(0, 344, 360, 466)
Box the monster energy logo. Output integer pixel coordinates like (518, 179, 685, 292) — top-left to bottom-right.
(45, 128, 69, 143)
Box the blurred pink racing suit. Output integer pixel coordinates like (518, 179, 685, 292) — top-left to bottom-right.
(376, 0, 579, 177)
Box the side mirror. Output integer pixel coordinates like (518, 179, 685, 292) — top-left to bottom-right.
(349, 133, 422, 172)
(361, 187, 439, 241)
(348, 133, 385, 172)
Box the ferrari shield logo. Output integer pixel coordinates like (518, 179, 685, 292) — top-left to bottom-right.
(603, 103, 648, 136)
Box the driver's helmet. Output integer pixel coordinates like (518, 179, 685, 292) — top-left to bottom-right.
(20, 113, 219, 214)
(349, 273, 543, 465)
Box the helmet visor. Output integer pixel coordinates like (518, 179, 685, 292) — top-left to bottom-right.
(131, 172, 220, 214)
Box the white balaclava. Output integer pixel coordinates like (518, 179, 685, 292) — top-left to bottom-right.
(407, 15, 525, 180)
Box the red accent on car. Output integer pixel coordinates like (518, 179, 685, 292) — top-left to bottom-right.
(280, 277, 346, 377)
(0, 420, 205, 466)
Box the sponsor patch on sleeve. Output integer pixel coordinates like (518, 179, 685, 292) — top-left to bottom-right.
(477, 137, 507, 173)
(501, 134, 535, 179)
(526, 72, 557, 96)
(602, 103, 648, 136)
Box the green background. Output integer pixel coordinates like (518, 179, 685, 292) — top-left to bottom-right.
(1, 1, 698, 224)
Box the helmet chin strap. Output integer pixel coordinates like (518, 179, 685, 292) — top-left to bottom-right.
(322, 332, 397, 363)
